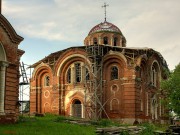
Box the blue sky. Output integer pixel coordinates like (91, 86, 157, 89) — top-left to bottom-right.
(2, 0, 180, 70)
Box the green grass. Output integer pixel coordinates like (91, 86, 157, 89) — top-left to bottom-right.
(0, 115, 96, 135)
(0, 115, 169, 135)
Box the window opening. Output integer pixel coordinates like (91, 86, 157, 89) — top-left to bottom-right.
(103, 37, 108, 44)
(85, 68, 90, 80)
(67, 68, 71, 83)
(93, 38, 97, 45)
(75, 63, 81, 82)
(114, 37, 118, 46)
(111, 66, 118, 80)
(45, 76, 50, 86)
(151, 64, 157, 86)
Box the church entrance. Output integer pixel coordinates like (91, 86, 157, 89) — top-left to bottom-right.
(72, 99, 82, 118)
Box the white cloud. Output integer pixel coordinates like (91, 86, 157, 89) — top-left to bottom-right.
(2, 0, 180, 70)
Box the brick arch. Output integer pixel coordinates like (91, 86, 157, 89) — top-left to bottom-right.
(136, 54, 148, 67)
(0, 42, 8, 114)
(103, 52, 127, 69)
(65, 91, 84, 117)
(55, 48, 90, 76)
(103, 53, 125, 117)
(55, 52, 91, 85)
(68, 92, 84, 105)
(32, 63, 52, 80)
(110, 98, 119, 111)
(31, 64, 53, 113)
(151, 60, 161, 87)
(58, 56, 85, 84)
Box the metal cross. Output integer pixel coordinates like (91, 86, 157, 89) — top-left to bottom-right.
(102, 2, 109, 22)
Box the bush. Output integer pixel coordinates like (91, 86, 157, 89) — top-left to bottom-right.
(139, 123, 155, 135)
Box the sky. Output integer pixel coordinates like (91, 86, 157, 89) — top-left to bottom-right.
(2, 0, 180, 71)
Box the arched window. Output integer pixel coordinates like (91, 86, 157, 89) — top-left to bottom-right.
(103, 37, 108, 44)
(93, 38, 97, 45)
(151, 62, 159, 87)
(152, 66, 156, 86)
(110, 98, 119, 111)
(114, 37, 118, 46)
(111, 66, 118, 80)
(44, 76, 50, 86)
(85, 68, 90, 80)
(67, 67, 71, 83)
(75, 63, 81, 83)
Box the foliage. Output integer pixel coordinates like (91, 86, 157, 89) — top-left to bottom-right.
(139, 123, 155, 135)
(161, 63, 180, 116)
(0, 115, 96, 135)
(90, 119, 121, 127)
(120, 130, 130, 135)
(54, 115, 71, 122)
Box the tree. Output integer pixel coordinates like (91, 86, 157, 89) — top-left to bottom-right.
(161, 63, 180, 116)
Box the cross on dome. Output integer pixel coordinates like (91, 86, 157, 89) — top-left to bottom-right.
(102, 2, 109, 22)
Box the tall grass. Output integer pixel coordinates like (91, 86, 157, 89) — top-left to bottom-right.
(0, 115, 96, 135)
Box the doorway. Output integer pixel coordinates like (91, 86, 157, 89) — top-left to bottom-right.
(72, 99, 82, 118)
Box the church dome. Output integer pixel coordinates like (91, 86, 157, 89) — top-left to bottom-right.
(84, 21, 126, 47)
(88, 21, 122, 35)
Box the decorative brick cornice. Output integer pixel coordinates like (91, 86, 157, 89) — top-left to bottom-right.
(0, 14, 23, 44)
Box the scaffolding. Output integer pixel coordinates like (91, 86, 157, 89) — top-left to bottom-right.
(19, 62, 32, 115)
(84, 45, 153, 121)
(85, 45, 109, 120)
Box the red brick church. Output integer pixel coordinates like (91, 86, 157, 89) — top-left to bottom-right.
(0, 2, 24, 123)
(30, 15, 169, 123)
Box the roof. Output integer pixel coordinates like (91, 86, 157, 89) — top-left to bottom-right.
(30, 45, 168, 71)
(30, 46, 85, 68)
(88, 21, 122, 35)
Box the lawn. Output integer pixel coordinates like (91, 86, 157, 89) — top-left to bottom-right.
(0, 115, 96, 135)
(0, 115, 169, 135)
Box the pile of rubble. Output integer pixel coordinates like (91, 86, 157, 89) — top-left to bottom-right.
(96, 126, 145, 135)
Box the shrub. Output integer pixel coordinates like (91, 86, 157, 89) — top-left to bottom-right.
(139, 123, 155, 135)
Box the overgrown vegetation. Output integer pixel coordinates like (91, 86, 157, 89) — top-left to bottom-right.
(161, 63, 180, 116)
(0, 114, 96, 135)
(0, 114, 169, 135)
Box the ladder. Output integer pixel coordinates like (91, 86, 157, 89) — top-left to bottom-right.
(19, 62, 29, 85)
